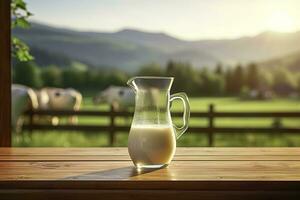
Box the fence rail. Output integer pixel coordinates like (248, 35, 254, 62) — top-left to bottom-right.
(23, 104, 300, 146)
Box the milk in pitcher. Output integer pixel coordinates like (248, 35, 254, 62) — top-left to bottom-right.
(128, 125, 176, 168)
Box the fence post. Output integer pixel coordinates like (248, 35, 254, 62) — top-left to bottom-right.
(208, 104, 215, 147)
(28, 110, 34, 135)
(109, 105, 116, 146)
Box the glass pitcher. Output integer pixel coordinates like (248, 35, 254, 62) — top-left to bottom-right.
(127, 76, 190, 169)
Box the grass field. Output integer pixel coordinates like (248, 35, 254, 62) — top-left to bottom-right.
(13, 97, 300, 147)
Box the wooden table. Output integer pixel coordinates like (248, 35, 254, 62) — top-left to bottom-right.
(0, 148, 300, 199)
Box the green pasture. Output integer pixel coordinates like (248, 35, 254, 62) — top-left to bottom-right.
(13, 97, 300, 147)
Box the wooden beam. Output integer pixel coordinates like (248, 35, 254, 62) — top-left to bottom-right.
(24, 109, 300, 118)
(0, 0, 11, 146)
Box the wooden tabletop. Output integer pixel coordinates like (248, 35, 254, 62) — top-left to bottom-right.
(1, 147, 300, 199)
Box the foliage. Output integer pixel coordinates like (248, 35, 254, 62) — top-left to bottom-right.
(231, 64, 244, 94)
(62, 68, 86, 88)
(214, 63, 224, 76)
(245, 63, 260, 90)
(12, 57, 300, 98)
(14, 61, 42, 88)
(41, 66, 62, 87)
(199, 71, 225, 96)
(224, 68, 234, 95)
(11, 0, 33, 61)
(297, 75, 300, 95)
(272, 68, 297, 96)
(166, 61, 199, 94)
(106, 71, 128, 86)
(136, 63, 164, 76)
(239, 86, 250, 99)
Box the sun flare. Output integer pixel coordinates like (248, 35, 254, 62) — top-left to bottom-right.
(266, 11, 296, 32)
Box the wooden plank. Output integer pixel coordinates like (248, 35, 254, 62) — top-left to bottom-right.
(1, 155, 300, 161)
(1, 160, 300, 181)
(23, 124, 130, 132)
(0, 190, 300, 200)
(187, 127, 300, 134)
(109, 105, 116, 146)
(208, 104, 214, 146)
(0, 148, 299, 184)
(25, 109, 300, 118)
(0, 147, 129, 155)
(22, 125, 300, 134)
(0, 0, 11, 147)
(1, 180, 300, 191)
(174, 147, 300, 156)
(25, 110, 133, 117)
(1, 148, 300, 199)
(204, 112, 300, 118)
(1, 147, 300, 156)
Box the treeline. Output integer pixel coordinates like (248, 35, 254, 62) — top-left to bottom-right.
(12, 62, 128, 91)
(13, 61, 300, 97)
(137, 61, 300, 97)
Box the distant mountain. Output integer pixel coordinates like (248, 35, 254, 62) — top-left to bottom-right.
(13, 23, 165, 72)
(260, 50, 300, 72)
(191, 31, 300, 64)
(110, 29, 188, 53)
(29, 47, 73, 67)
(12, 22, 300, 72)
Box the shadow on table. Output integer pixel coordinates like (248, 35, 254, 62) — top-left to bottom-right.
(64, 166, 161, 180)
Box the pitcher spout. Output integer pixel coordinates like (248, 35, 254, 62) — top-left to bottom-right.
(127, 76, 174, 91)
(127, 77, 137, 91)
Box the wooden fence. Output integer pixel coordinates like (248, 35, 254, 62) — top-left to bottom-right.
(23, 104, 300, 146)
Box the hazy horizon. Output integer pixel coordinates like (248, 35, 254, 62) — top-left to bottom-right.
(30, 19, 300, 42)
(26, 0, 300, 40)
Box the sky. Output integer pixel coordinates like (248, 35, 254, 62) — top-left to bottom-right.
(26, 0, 300, 40)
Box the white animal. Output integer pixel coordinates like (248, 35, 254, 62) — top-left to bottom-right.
(39, 87, 82, 125)
(11, 84, 38, 132)
(35, 89, 49, 110)
(12, 85, 82, 131)
(93, 86, 135, 110)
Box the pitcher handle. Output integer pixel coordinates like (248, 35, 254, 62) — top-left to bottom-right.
(170, 92, 190, 139)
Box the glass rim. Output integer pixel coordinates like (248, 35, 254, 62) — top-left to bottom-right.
(130, 76, 174, 80)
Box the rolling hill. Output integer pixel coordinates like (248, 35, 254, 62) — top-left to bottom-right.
(12, 22, 300, 72)
(260, 50, 300, 71)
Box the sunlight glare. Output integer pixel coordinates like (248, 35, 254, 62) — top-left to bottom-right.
(266, 11, 296, 32)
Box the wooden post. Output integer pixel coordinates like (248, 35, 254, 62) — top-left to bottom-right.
(109, 105, 115, 146)
(0, 0, 12, 146)
(208, 104, 214, 147)
(28, 110, 34, 135)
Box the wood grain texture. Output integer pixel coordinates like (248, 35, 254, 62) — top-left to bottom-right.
(0, 148, 300, 182)
(2, 155, 300, 161)
(1, 160, 300, 181)
(1, 190, 300, 200)
(2, 147, 300, 155)
(0, 0, 11, 147)
(0, 148, 300, 199)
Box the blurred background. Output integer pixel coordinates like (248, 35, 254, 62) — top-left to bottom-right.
(11, 0, 300, 147)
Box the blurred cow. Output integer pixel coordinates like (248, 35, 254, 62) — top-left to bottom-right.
(35, 89, 50, 109)
(12, 85, 83, 132)
(37, 88, 83, 125)
(11, 84, 38, 132)
(93, 86, 134, 111)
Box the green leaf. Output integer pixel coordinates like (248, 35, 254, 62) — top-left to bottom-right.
(15, 17, 30, 28)
(12, 36, 34, 62)
(11, 21, 17, 29)
(11, 0, 34, 62)
(15, 0, 26, 10)
(26, 11, 33, 17)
